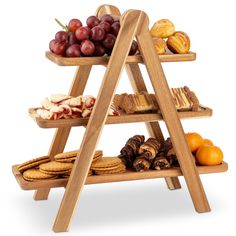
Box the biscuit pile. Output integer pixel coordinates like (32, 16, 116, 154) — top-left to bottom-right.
(18, 150, 126, 182)
(19, 150, 100, 181)
(31, 94, 119, 120)
(90, 157, 126, 175)
(119, 135, 179, 172)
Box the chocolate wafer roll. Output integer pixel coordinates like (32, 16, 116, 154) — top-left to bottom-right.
(152, 155, 171, 170)
(133, 157, 151, 172)
(118, 135, 145, 168)
(139, 138, 161, 159)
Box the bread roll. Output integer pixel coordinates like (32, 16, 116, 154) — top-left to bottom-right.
(152, 37, 167, 54)
(167, 31, 190, 54)
(150, 19, 175, 38)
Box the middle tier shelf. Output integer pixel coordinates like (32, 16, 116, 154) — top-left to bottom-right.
(29, 106, 212, 128)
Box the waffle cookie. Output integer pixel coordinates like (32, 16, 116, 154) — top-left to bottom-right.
(18, 156, 50, 173)
(39, 161, 73, 175)
(54, 150, 103, 163)
(91, 157, 126, 175)
(23, 168, 57, 181)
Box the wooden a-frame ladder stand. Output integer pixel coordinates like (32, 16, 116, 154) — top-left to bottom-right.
(29, 4, 213, 232)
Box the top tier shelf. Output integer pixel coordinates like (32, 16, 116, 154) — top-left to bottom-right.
(46, 51, 196, 66)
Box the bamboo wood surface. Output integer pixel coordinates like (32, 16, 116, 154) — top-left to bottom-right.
(46, 51, 196, 66)
(29, 106, 212, 128)
(33, 65, 92, 201)
(12, 162, 228, 190)
(99, 5, 181, 191)
(52, 10, 147, 232)
(136, 24, 211, 212)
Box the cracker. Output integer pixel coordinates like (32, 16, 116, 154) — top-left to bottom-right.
(40, 169, 72, 175)
(91, 157, 122, 169)
(92, 155, 102, 163)
(55, 158, 76, 163)
(40, 161, 73, 172)
(55, 150, 103, 160)
(94, 166, 126, 175)
(18, 156, 50, 172)
(54, 150, 79, 160)
(91, 163, 125, 171)
(23, 168, 55, 181)
(61, 169, 93, 178)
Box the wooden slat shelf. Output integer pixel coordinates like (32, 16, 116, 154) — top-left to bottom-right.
(29, 106, 212, 129)
(46, 51, 196, 66)
(12, 162, 228, 191)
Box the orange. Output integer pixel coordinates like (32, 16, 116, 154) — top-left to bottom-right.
(196, 145, 223, 166)
(186, 132, 203, 152)
(202, 139, 214, 146)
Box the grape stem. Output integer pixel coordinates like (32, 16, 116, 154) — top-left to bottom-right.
(55, 18, 68, 31)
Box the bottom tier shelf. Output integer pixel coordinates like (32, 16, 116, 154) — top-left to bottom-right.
(12, 162, 228, 191)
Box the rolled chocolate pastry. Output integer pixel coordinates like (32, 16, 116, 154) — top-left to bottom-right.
(133, 156, 151, 172)
(152, 155, 171, 170)
(166, 147, 179, 167)
(159, 137, 172, 154)
(139, 138, 161, 160)
(119, 135, 145, 168)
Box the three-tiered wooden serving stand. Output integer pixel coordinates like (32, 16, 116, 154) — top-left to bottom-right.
(12, 5, 228, 233)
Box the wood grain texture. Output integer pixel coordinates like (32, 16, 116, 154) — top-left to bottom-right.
(29, 106, 213, 128)
(52, 10, 147, 232)
(12, 162, 228, 190)
(33, 65, 92, 201)
(136, 21, 211, 212)
(46, 51, 196, 66)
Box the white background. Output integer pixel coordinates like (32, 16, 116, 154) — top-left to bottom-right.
(0, 0, 236, 235)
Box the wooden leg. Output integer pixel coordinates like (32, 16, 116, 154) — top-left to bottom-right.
(53, 11, 146, 232)
(126, 64, 181, 190)
(33, 65, 92, 201)
(136, 27, 210, 212)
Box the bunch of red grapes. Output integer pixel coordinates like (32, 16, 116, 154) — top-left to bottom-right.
(49, 14, 138, 57)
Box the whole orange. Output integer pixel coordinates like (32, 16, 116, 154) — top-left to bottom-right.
(202, 139, 214, 146)
(196, 145, 223, 166)
(186, 132, 203, 152)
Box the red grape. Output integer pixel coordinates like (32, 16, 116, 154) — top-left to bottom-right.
(129, 40, 138, 55)
(53, 42, 67, 56)
(81, 40, 95, 56)
(101, 14, 114, 25)
(68, 32, 78, 45)
(75, 26, 91, 41)
(102, 34, 116, 49)
(65, 44, 81, 57)
(68, 19, 82, 32)
(49, 39, 57, 52)
(94, 43, 106, 56)
(55, 31, 68, 43)
(105, 48, 112, 56)
(86, 16, 100, 28)
(98, 21, 111, 33)
(91, 26, 105, 41)
(110, 22, 120, 36)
